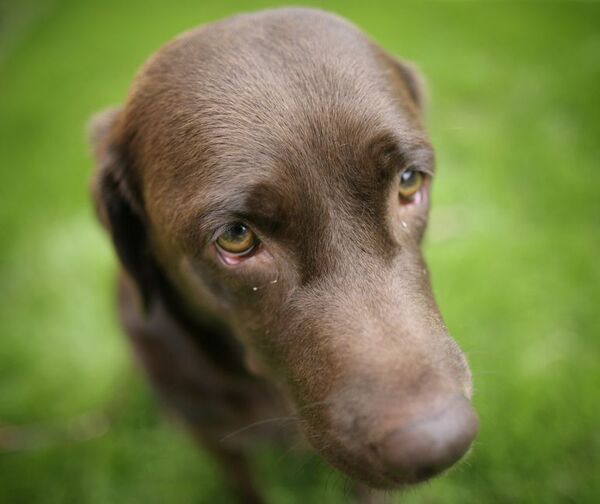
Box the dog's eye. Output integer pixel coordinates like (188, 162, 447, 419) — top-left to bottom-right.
(399, 168, 424, 201)
(216, 223, 257, 256)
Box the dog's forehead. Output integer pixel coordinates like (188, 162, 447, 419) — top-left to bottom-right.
(128, 8, 424, 174)
(129, 9, 430, 252)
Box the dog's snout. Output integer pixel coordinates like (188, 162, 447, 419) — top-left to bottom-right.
(374, 395, 478, 483)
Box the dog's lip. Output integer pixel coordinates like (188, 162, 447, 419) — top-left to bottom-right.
(359, 467, 434, 489)
(379, 467, 437, 488)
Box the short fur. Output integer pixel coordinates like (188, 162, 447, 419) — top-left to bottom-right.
(90, 8, 475, 503)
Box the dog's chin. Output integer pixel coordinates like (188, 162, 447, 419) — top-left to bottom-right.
(311, 440, 439, 492)
(338, 464, 438, 491)
(372, 468, 446, 490)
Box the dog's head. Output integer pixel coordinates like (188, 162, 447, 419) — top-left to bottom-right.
(90, 8, 477, 489)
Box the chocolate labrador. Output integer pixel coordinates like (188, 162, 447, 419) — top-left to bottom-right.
(90, 7, 477, 503)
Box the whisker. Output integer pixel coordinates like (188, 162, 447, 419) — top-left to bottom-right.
(219, 415, 300, 443)
(219, 399, 331, 443)
(275, 437, 306, 463)
(296, 399, 331, 413)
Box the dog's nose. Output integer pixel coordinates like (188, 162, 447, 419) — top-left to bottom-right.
(376, 395, 478, 482)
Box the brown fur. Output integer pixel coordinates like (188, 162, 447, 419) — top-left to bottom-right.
(90, 8, 476, 502)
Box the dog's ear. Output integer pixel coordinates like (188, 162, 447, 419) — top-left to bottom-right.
(391, 58, 427, 111)
(89, 107, 155, 309)
(378, 50, 429, 113)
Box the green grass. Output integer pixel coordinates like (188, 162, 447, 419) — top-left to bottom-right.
(1, 0, 599, 502)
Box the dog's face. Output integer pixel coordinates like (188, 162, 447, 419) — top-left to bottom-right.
(91, 8, 476, 489)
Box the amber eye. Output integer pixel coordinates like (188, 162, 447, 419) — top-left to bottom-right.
(399, 168, 424, 201)
(216, 223, 257, 256)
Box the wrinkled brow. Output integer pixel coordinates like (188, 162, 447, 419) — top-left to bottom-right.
(178, 180, 293, 248)
(177, 133, 434, 251)
(340, 131, 435, 208)
(368, 132, 436, 184)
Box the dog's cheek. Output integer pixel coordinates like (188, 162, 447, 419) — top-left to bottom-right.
(233, 287, 295, 362)
(175, 255, 243, 314)
(177, 254, 290, 335)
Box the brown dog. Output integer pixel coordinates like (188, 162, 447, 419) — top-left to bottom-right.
(90, 7, 477, 502)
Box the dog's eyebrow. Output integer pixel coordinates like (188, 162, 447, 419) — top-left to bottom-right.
(369, 133, 435, 180)
(405, 144, 435, 176)
(179, 137, 434, 249)
(362, 133, 435, 201)
(181, 182, 289, 247)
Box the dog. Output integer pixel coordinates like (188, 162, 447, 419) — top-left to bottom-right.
(89, 7, 477, 502)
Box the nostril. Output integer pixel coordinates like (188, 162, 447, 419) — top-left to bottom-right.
(376, 395, 478, 483)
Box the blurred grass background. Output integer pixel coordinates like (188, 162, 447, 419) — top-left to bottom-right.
(1, 0, 599, 502)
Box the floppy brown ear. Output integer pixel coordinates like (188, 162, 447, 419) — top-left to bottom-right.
(376, 49, 429, 114)
(89, 107, 155, 309)
(390, 58, 427, 111)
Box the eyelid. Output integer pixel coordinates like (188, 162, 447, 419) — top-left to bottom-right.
(400, 165, 434, 178)
(401, 144, 436, 177)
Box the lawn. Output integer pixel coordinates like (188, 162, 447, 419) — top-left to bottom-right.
(1, 0, 599, 502)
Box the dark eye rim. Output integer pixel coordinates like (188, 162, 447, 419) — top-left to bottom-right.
(398, 167, 428, 204)
(214, 222, 260, 257)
